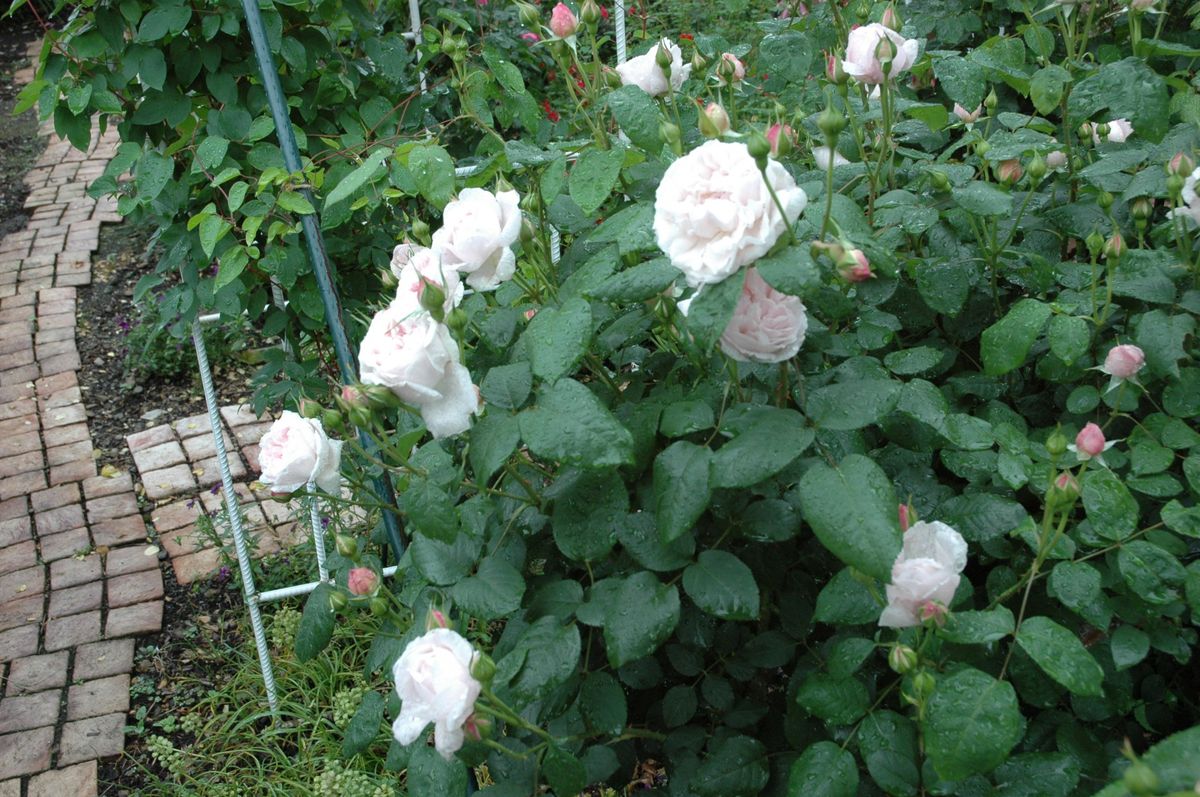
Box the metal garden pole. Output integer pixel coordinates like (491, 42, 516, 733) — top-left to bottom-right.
(614, 0, 627, 63)
(307, 481, 329, 583)
(192, 319, 280, 714)
(238, 0, 408, 565)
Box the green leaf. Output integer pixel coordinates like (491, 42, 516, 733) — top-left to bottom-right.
(814, 568, 881, 625)
(450, 556, 524, 619)
(603, 572, 680, 667)
(605, 85, 663, 153)
(711, 407, 811, 488)
(685, 270, 745, 351)
(587, 258, 680, 303)
(409, 143, 456, 209)
(1163, 500, 1200, 538)
(755, 245, 821, 297)
(694, 736, 769, 797)
(468, 411, 519, 481)
(981, 299, 1052, 375)
(135, 4, 191, 42)
(1110, 625, 1150, 671)
(496, 617, 581, 707)
(924, 667, 1022, 781)
(1135, 310, 1194, 380)
(797, 454, 901, 582)
(325, 148, 389, 208)
(135, 150, 173, 202)
(1117, 540, 1186, 606)
(757, 31, 814, 84)
(196, 135, 229, 171)
(1016, 616, 1105, 696)
(683, 550, 759, 621)
(519, 379, 633, 468)
(294, 582, 336, 662)
(659, 400, 715, 438)
(569, 147, 625, 216)
(1030, 65, 1071, 116)
(654, 441, 713, 543)
(551, 468, 627, 561)
(663, 684, 698, 727)
(1048, 561, 1103, 618)
(1047, 315, 1090, 365)
(406, 744, 468, 797)
(806, 379, 902, 430)
(1082, 468, 1139, 541)
(787, 742, 859, 797)
(796, 673, 869, 724)
(401, 476, 458, 542)
(199, 215, 231, 259)
(884, 347, 944, 376)
(276, 191, 315, 215)
(524, 297, 592, 382)
(480, 363, 532, 410)
(917, 260, 972, 316)
(934, 55, 987, 111)
(544, 745, 586, 797)
(482, 47, 525, 95)
(940, 606, 1015, 644)
(341, 691, 385, 757)
(1068, 57, 1170, 142)
(954, 181, 1013, 217)
(579, 672, 627, 735)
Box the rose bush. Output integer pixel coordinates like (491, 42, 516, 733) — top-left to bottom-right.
(36, 0, 1200, 795)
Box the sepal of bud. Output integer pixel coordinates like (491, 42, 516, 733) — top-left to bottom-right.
(691, 52, 706, 73)
(1131, 197, 1154, 220)
(766, 123, 794, 158)
(655, 41, 673, 72)
(445, 308, 469, 336)
(817, 104, 847, 140)
(912, 670, 936, 698)
(335, 534, 359, 559)
(321, 408, 345, 434)
(1097, 190, 1114, 210)
(889, 645, 918, 674)
(973, 140, 990, 158)
(417, 277, 447, 320)
(1085, 230, 1106, 258)
(329, 590, 349, 612)
(1166, 172, 1185, 199)
(520, 216, 536, 245)
(660, 121, 682, 155)
(984, 88, 998, 113)
(298, 398, 323, 419)
(517, 2, 540, 28)
(746, 131, 771, 169)
(838, 249, 873, 282)
(370, 595, 390, 616)
(464, 714, 493, 741)
(1028, 153, 1047, 182)
(471, 653, 497, 684)
(410, 218, 431, 246)
(930, 170, 951, 192)
(425, 607, 450, 630)
(363, 384, 401, 410)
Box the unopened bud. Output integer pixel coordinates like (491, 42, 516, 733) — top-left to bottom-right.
(717, 53, 744, 84)
(1167, 173, 1186, 199)
(410, 217, 431, 246)
(1169, 151, 1195, 177)
(766, 123, 794, 158)
(417, 277, 447, 320)
(912, 670, 936, 697)
(1028, 153, 1047, 182)
(746, 131, 772, 168)
(1097, 122, 1111, 140)
(1078, 122, 1095, 143)
(691, 52, 706, 73)
(1104, 231, 1126, 260)
(1097, 190, 1114, 210)
(817, 104, 847, 139)
(1045, 430, 1068, 457)
(874, 35, 897, 68)
(321, 408, 345, 434)
(974, 140, 990, 158)
(520, 216, 537, 245)
(881, 4, 901, 31)
(930, 170, 951, 192)
(1085, 230, 1106, 258)
(471, 653, 497, 683)
(699, 102, 730, 138)
(889, 645, 918, 674)
(810, 239, 845, 263)
(838, 249, 873, 282)
(997, 159, 1022, 185)
(602, 65, 622, 89)
(549, 2, 578, 38)
(580, 0, 601, 26)
(329, 590, 349, 612)
(370, 595, 390, 616)
(335, 534, 358, 559)
(347, 567, 379, 596)
(826, 51, 847, 85)
(445, 308, 468, 336)
(655, 41, 673, 72)
(363, 384, 401, 410)
(516, 2, 540, 28)
(660, 121, 681, 155)
(1131, 197, 1153, 220)
(339, 384, 369, 410)
(464, 714, 493, 741)
(984, 88, 998, 113)
(1049, 471, 1080, 504)
(1046, 150, 1067, 169)
(298, 398, 323, 419)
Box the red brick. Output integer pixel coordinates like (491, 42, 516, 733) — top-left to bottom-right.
(149, 499, 200, 532)
(42, 402, 85, 428)
(0, 470, 46, 500)
(41, 422, 88, 448)
(173, 413, 212, 438)
(0, 540, 36, 575)
(104, 600, 161, 638)
(0, 365, 40, 386)
(91, 515, 144, 547)
(4, 651, 69, 695)
(195, 455, 246, 486)
(66, 673, 129, 720)
(0, 498, 24, 521)
(30, 482, 79, 513)
(81, 471, 133, 499)
(141, 464, 195, 500)
(85, 492, 138, 523)
(35, 339, 75, 361)
(0, 449, 41, 478)
(125, 424, 173, 453)
(172, 548, 223, 585)
(46, 439, 90, 468)
(35, 503, 84, 536)
(0, 517, 28, 548)
(0, 726, 53, 777)
(49, 459, 95, 485)
(103, 545, 158, 576)
(0, 383, 33, 403)
(107, 569, 162, 608)
(0, 688, 61, 733)
(0, 414, 37, 437)
(57, 713, 123, 766)
(0, 625, 38, 662)
(48, 581, 102, 618)
(0, 348, 33, 370)
(0, 431, 38, 460)
(221, 404, 266, 427)
(38, 527, 90, 562)
(49, 555, 99, 589)
(28, 761, 98, 797)
(40, 351, 81, 375)
(73, 639, 134, 681)
(0, 564, 42, 602)
(234, 421, 272, 448)
(44, 610, 101, 651)
(0, 594, 42, 632)
(131, 440, 185, 473)
(33, 370, 74, 395)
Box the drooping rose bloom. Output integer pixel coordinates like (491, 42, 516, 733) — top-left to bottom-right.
(718, 268, 808, 363)
(842, 23, 920, 85)
(653, 139, 807, 287)
(879, 521, 968, 628)
(431, 188, 521, 290)
(257, 411, 343, 494)
(813, 146, 850, 170)
(953, 103, 981, 123)
(358, 305, 481, 438)
(614, 38, 692, 97)
(392, 628, 482, 760)
(390, 242, 463, 317)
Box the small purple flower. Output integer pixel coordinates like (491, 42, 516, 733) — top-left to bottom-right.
(217, 566, 231, 582)
(321, 516, 331, 529)
(186, 499, 196, 509)
(116, 316, 131, 333)
(209, 484, 220, 495)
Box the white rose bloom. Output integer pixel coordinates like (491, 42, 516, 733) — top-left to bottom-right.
(654, 139, 807, 287)
(1171, 166, 1200, 224)
(392, 628, 482, 760)
(879, 520, 969, 628)
(431, 188, 521, 290)
(257, 411, 343, 494)
(1089, 118, 1134, 144)
(390, 242, 464, 317)
(842, 23, 920, 85)
(358, 304, 481, 438)
(615, 38, 692, 97)
(813, 146, 850, 170)
(719, 268, 807, 363)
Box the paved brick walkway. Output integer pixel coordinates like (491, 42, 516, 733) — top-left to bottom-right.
(0, 44, 162, 795)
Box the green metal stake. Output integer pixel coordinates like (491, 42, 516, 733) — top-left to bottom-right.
(238, 0, 407, 564)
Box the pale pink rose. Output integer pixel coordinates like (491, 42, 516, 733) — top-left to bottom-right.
(392, 628, 481, 760)
(1090, 118, 1134, 144)
(614, 38, 691, 97)
(358, 305, 481, 438)
(953, 103, 981, 123)
(717, 52, 746, 85)
(879, 521, 968, 628)
(431, 188, 521, 290)
(549, 2, 577, 38)
(842, 23, 920, 85)
(653, 140, 807, 287)
(390, 243, 463, 316)
(813, 145, 850, 170)
(1074, 422, 1106, 459)
(1045, 150, 1067, 169)
(1173, 166, 1200, 225)
(1103, 344, 1145, 379)
(257, 411, 343, 494)
(718, 267, 807, 363)
(347, 567, 379, 596)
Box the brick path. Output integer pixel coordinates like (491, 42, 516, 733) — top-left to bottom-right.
(0, 45, 162, 795)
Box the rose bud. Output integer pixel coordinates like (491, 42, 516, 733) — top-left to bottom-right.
(1052, 471, 1080, 500)
(1131, 197, 1154, 220)
(889, 644, 918, 674)
(717, 52, 745, 85)
(1104, 231, 1126, 260)
(1045, 150, 1067, 169)
(329, 590, 349, 612)
(516, 1, 540, 28)
(766, 123, 794, 158)
(1103, 344, 1145, 380)
(838, 249, 874, 282)
(699, 102, 730, 138)
(826, 51, 848, 85)
(580, 0, 600, 26)
(1169, 151, 1195, 177)
(1074, 422, 1107, 460)
(953, 103, 981, 124)
(997, 159, 1023, 184)
(335, 534, 359, 559)
(297, 397, 323, 419)
(549, 2, 578, 38)
(881, 4, 901, 31)
(347, 567, 379, 596)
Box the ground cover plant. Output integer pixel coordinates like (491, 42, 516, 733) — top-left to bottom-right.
(23, 0, 1200, 794)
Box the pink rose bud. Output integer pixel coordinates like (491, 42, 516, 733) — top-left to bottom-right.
(881, 4, 901, 31)
(347, 567, 379, 596)
(1104, 232, 1126, 260)
(826, 51, 847, 84)
(953, 103, 981, 124)
(1169, 151, 1195, 176)
(1075, 422, 1106, 459)
(1104, 344, 1145, 379)
(766, 123, 795, 158)
(549, 2, 578, 38)
(898, 503, 911, 532)
(700, 102, 730, 137)
(426, 608, 450, 630)
(1129, 0, 1154, 10)
(717, 53, 746, 84)
(520, 31, 540, 43)
(839, 249, 874, 282)
(919, 600, 948, 626)
(997, 159, 1023, 184)
(1054, 471, 1080, 497)
(341, 385, 368, 407)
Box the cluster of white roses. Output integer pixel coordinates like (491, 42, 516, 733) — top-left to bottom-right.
(358, 188, 522, 438)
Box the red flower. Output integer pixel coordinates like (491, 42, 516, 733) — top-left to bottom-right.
(679, 33, 694, 41)
(542, 99, 560, 123)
